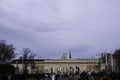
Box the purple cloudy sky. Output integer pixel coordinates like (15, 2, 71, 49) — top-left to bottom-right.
(0, 0, 120, 59)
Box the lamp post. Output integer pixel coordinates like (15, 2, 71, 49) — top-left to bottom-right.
(93, 56, 95, 72)
(98, 53, 101, 72)
(111, 53, 113, 72)
(105, 53, 108, 72)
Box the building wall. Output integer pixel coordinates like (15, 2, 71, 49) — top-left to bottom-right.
(12, 59, 100, 74)
(43, 62, 99, 73)
(43, 59, 99, 72)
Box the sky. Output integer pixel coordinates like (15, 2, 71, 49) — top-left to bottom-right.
(0, 0, 120, 59)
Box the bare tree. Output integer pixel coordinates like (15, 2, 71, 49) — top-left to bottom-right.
(20, 48, 36, 74)
(0, 40, 16, 64)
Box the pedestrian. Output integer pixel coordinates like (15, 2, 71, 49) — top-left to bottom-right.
(67, 76, 73, 80)
(100, 74, 112, 80)
(52, 73, 55, 80)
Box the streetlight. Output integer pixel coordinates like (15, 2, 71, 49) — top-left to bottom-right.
(110, 51, 113, 72)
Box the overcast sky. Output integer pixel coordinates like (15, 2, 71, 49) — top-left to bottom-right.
(0, 0, 120, 59)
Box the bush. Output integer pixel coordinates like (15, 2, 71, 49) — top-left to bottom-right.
(0, 64, 15, 76)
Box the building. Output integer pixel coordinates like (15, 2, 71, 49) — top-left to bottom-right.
(11, 58, 102, 74)
(100, 53, 115, 72)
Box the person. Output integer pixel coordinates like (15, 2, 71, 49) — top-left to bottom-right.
(52, 73, 55, 80)
(80, 71, 89, 80)
(100, 73, 112, 80)
(74, 71, 80, 80)
(67, 76, 73, 80)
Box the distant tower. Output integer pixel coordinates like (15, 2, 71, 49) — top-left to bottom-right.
(69, 50, 72, 59)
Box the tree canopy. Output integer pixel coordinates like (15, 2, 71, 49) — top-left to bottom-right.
(61, 53, 67, 60)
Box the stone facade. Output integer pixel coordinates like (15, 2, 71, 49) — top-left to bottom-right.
(11, 58, 101, 74)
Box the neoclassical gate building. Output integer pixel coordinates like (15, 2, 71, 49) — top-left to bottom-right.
(12, 58, 103, 74)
